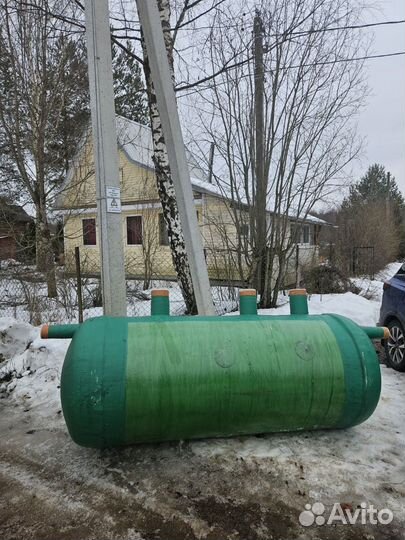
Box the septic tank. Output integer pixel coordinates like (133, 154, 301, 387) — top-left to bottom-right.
(41, 288, 387, 448)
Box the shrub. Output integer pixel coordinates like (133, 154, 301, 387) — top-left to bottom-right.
(302, 264, 356, 294)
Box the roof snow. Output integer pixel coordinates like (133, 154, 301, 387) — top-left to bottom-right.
(116, 116, 207, 182)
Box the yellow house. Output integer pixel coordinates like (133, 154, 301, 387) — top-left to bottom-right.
(56, 116, 325, 285)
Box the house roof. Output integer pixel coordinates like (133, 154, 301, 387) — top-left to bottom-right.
(61, 115, 330, 226)
(0, 198, 33, 223)
(116, 116, 329, 226)
(117, 116, 207, 181)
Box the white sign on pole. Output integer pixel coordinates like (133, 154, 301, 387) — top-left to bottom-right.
(106, 186, 121, 213)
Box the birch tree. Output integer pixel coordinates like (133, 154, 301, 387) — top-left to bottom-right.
(114, 0, 228, 313)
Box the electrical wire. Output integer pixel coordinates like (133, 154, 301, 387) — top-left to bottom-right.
(124, 17, 405, 35)
(177, 50, 405, 97)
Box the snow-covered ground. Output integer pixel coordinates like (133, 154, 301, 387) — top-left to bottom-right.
(0, 262, 404, 539)
(254, 261, 403, 326)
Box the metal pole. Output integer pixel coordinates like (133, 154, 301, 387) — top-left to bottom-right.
(135, 0, 214, 315)
(207, 142, 215, 184)
(386, 171, 391, 220)
(75, 246, 83, 323)
(84, 0, 126, 316)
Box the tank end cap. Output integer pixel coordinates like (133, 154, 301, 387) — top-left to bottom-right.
(40, 324, 49, 339)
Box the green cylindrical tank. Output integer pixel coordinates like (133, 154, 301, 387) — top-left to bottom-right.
(42, 289, 384, 448)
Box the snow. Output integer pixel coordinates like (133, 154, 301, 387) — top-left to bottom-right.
(0, 261, 404, 533)
(258, 291, 380, 326)
(0, 318, 38, 360)
(250, 261, 403, 327)
(0, 321, 69, 425)
(116, 115, 208, 182)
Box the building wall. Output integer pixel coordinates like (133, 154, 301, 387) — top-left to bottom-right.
(60, 142, 158, 210)
(63, 194, 248, 281)
(61, 140, 320, 284)
(0, 222, 31, 261)
(0, 236, 16, 260)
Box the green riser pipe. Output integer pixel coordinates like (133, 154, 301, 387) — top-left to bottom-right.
(151, 295, 170, 316)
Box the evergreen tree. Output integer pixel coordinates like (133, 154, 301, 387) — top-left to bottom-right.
(46, 36, 90, 180)
(340, 164, 405, 265)
(112, 40, 148, 124)
(343, 164, 404, 216)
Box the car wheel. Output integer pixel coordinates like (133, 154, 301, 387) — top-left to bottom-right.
(385, 319, 405, 372)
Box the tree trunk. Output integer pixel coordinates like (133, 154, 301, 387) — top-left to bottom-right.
(35, 205, 57, 298)
(140, 0, 196, 313)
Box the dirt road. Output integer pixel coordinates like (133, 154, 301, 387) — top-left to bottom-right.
(1, 392, 404, 540)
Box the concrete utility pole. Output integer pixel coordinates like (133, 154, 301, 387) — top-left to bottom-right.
(135, 0, 215, 315)
(84, 0, 126, 316)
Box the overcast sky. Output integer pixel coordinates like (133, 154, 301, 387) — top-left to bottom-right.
(355, 0, 405, 194)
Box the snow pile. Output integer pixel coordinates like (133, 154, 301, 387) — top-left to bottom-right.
(350, 261, 402, 304)
(230, 261, 403, 326)
(0, 317, 38, 361)
(0, 319, 69, 422)
(258, 291, 380, 326)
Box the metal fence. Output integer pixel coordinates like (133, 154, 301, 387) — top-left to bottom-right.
(0, 249, 239, 324)
(0, 242, 335, 324)
(317, 242, 376, 280)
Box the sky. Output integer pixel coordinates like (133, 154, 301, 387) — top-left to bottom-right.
(355, 0, 405, 194)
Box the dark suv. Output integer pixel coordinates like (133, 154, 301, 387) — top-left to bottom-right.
(379, 262, 405, 371)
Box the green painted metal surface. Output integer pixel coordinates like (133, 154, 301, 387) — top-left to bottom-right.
(59, 313, 381, 448)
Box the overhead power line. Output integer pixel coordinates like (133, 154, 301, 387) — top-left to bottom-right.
(177, 50, 405, 98)
(114, 17, 405, 35)
(174, 18, 405, 34)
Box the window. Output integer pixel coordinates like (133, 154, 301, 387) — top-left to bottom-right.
(240, 223, 249, 239)
(82, 218, 96, 246)
(290, 224, 299, 243)
(396, 263, 405, 280)
(290, 223, 311, 244)
(159, 214, 169, 246)
(127, 216, 142, 245)
(302, 225, 310, 244)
